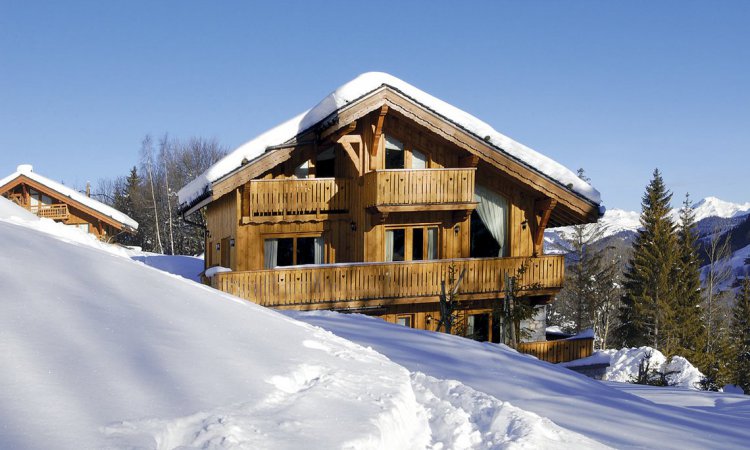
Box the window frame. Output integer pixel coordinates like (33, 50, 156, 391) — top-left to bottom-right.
(262, 233, 326, 268)
(384, 224, 440, 262)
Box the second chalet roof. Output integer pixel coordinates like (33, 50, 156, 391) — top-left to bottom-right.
(0, 164, 139, 230)
(177, 72, 602, 212)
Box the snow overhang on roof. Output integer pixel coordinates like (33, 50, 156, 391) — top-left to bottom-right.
(177, 72, 602, 213)
(0, 165, 139, 230)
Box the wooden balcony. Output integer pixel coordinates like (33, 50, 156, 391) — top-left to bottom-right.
(30, 204, 69, 220)
(363, 168, 477, 213)
(244, 178, 350, 223)
(210, 255, 564, 310)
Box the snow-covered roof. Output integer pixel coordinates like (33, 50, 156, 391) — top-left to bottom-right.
(177, 72, 602, 209)
(0, 164, 139, 230)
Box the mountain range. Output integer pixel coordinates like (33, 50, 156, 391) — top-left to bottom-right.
(545, 196, 750, 284)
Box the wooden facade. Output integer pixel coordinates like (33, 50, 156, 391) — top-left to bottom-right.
(186, 83, 600, 349)
(0, 168, 137, 240)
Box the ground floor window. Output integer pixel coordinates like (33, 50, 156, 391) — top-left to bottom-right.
(385, 226, 438, 262)
(396, 315, 413, 328)
(264, 236, 324, 269)
(466, 313, 490, 342)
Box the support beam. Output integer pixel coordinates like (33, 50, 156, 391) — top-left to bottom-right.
(533, 198, 557, 256)
(460, 154, 479, 168)
(321, 121, 357, 144)
(338, 134, 362, 175)
(370, 105, 388, 159)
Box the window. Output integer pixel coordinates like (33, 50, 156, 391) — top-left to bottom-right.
(384, 134, 430, 169)
(316, 146, 336, 178)
(294, 160, 310, 179)
(467, 314, 489, 342)
(412, 149, 428, 169)
(396, 315, 413, 328)
(264, 236, 324, 268)
(386, 226, 438, 261)
(385, 135, 404, 169)
(385, 228, 405, 262)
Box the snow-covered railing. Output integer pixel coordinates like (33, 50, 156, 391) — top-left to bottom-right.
(210, 255, 563, 308)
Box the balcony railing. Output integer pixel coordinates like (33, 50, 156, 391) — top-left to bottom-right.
(210, 255, 563, 309)
(30, 204, 69, 220)
(517, 337, 594, 364)
(245, 178, 350, 222)
(363, 168, 476, 212)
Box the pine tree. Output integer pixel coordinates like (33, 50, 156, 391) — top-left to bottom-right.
(729, 277, 750, 394)
(672, 194, 707, 362)
(112, 166, 145, 248)
(618, 169, 678, 351)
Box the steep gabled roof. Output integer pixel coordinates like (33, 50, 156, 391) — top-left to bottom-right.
(0, 165, 139, 231)
(177, 72, 603, 221)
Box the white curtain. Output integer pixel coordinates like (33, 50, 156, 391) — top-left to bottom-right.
(385, 230, 394, 262)
(474, 185, 508, 256)
(314, 237, 324, 264)
(264, 239, 278, 269)
(427, 227, 438, 259)
(412, 149, 427, 169)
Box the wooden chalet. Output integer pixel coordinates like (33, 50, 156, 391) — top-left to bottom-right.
(178, 73, 603, 345)
(0, 164, 138, 240)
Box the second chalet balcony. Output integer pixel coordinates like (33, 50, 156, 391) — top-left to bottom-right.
(30, 204, 70, 220)
(210, 255, 564, 310)
(363, 168, 476, 213)
(244, 178, 350, 222)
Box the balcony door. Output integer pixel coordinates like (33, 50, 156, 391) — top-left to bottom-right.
(385, 226, 438, 262)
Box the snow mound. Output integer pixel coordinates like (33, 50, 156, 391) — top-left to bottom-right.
(178, 72, 601, 209)
(602, 347, 704, 389)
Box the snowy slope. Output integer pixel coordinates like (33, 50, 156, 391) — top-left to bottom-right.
(0, 197, 605, 449)
(289, 311, 750, 450)
(177, 72, 601, 209)
(0, 198, 430, 449)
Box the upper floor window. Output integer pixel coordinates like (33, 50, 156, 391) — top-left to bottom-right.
(294, 160, 310, 179)
(316, 146, 336, 178)
(385, 136, 404, 169)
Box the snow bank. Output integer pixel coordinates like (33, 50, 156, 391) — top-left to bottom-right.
(178, 72, 601, 209)
(130, 254, 205, 283)
(0, 164, 138, 229)
(601, 347, 704, 389)
(0, 202, 431, 449)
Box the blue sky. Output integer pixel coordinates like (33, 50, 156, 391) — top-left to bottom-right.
(1, 1, 748, 211)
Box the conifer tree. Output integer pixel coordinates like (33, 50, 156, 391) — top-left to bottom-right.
(729, 277, 750, 394)
(618, 169, 678, 351)
(672, 194, 706, 362)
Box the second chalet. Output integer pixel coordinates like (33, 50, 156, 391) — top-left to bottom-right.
(177, 72, 603, 344)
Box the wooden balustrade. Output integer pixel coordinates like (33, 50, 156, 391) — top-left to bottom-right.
(363, 168, 476, 211)
(211, 255, 563, 308)
(517, 337, 594, 364)
(30, 204, 69, 220)
(246, 178, 350, 221)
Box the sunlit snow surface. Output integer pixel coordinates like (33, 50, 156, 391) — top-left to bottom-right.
(2, 197, 749, 449)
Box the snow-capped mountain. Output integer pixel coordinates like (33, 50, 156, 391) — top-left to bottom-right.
(545, 196, 750, 284)
(548, 196, 750, 244)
